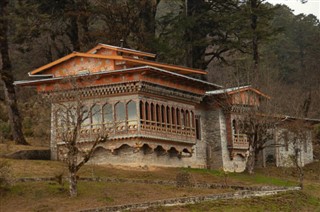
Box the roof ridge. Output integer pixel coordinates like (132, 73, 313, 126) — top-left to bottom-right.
(87, 43, 156, 58)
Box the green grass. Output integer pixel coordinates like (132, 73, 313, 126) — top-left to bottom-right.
(0, 181, 226, 211)
(182, 167, 298, 187)
(2, 148, 320, 211)
(230, 173, 298, 187)
(146, 191, 320, 212)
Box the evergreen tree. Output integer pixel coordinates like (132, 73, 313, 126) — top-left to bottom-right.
(0, 0, 28, 145)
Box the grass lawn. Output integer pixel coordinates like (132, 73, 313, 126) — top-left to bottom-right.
(1, 142, 320, 211)
(1, 181, 229, 211)
(146, 191, 320, 212)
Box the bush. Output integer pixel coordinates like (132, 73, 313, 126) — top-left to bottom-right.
(0, 160, 13, 191)
(176, 171, 195, 188)
(22, 117, 34, 137)
(0, 121, 12, 140)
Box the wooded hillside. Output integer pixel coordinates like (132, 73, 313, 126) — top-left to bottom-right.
(0, 0, 319, 141)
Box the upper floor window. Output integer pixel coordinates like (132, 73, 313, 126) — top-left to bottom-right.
(161, 105, 165, 123)
(127, 101, 137, 120)
(195, 116, 201, 140)
(81, 106, 90, 128)
(181, 109, 186, 127)
(150, 103, 155, 121)
(103, 104, 113, 123)
(186, 110, 190, 127)
(171, 107, 175, 125)
(91, 104, 101, 125)
(191, 111, 195, 128)
(139, 101, 144, 119)
(115, 102, 126, 122)
(176, 108, 180, 125)
(145, 102, 149, 121)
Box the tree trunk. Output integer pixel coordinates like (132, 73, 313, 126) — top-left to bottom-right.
(78, 15, 90, 49)
(69, 171, 78, 197)
(250, 0, 259, 78)
(0, 0, 28, 145)
(69, 15, 80, 52)
(246, 147, 256, 174)
(298, 167, 304, 189)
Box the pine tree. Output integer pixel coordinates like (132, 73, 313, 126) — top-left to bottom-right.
(0, 0, 28, 145)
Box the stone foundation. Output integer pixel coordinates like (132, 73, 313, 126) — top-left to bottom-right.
(88, 144, 206, 168)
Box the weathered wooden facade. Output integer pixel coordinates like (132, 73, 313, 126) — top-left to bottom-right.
(15, 44, 315, 172)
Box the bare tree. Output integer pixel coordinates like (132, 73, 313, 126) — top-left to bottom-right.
(279, 120, 313, 189)
(45, 77, 108, 197)
(241, 113, 275, 174)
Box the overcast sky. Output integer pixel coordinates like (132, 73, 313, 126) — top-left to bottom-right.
(267, 0, 320, 20)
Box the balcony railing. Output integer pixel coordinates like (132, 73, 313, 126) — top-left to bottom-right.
(55, 118, 196, 144)
(231, 134, 249, 149)
(140, 119, 196, 142)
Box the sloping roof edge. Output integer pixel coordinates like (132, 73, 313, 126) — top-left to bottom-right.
(16, 66, 221, 88)
(206, 85, 270, 99)
(29, 52, 207, 75)
(87, 43, 157, 58)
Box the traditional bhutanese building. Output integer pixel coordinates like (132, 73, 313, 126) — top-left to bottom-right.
(15, 44, 316, 172)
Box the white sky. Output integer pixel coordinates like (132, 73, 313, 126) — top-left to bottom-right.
(267, 0, 320, 20)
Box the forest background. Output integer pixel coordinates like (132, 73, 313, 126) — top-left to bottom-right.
(0, 0, 319, 144)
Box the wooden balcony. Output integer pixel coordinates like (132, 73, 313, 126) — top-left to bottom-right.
(56, 119, 196, 144)
(139, 120, 196, 143)
(227, 134, 249, 159)
(231, 134, 249, 150)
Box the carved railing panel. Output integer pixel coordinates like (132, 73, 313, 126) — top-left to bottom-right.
(231, 134, 249, 149)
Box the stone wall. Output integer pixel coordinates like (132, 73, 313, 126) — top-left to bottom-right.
(200, 108, 223, 170)
(275, 128, 313, 167)
(262, 139, 276, 167)
(199, 106, 247, 172)
(80, 187, 301, 212)
(88, 144, 206, 168)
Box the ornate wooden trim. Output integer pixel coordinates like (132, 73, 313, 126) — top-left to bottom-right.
(40, 81, 203, 103)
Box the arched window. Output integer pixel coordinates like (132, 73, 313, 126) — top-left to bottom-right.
(156, 104, 160, 122)
(151, 103, 155, 121)
(191, 111, 195, 128)
(166, 106, 170, 124)
(156, 104, 160, 125)
(176, 108, 180, 125)
(145, 102, 149, 121)
(115, 102, 126, 122)
(81, 105, 90, 128)
(171, 107, 175, 125)
(139, 101, 144, 120)
(181, 109, 185, 127)
(161, 105, 165, 123)
(103, 104, 113, 123)
(195, 116, 201, 140)
(186, 110, 190, 127)
(66, 106, 76, 127)
(91, 104, 101, 125)
(127, 101, 137, 120)
(232, 119, 237, 135)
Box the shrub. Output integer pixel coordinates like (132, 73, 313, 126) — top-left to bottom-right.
(0, 121, 12, 140)
(22, 117, 34, 137)
(0, 160, 13, 192)
(176, 171, 195, 188)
